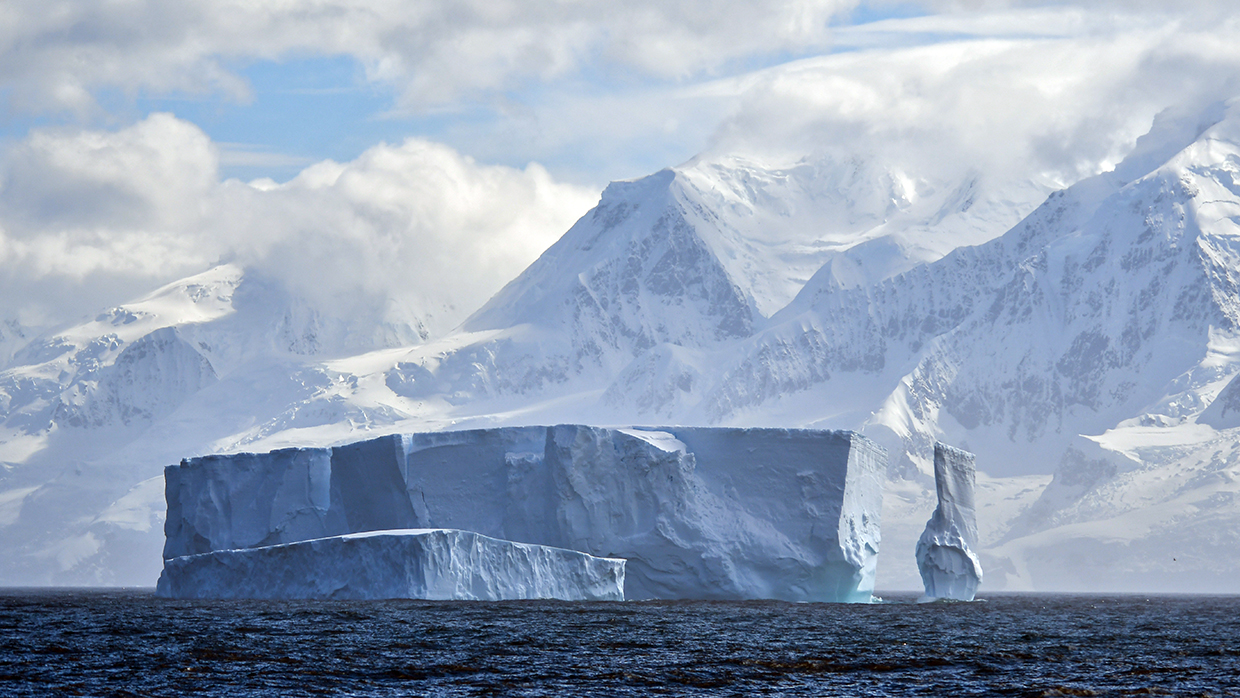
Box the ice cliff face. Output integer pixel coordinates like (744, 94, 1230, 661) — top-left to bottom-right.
(164, 426, 887, 602)
(916, 443, 981, 601)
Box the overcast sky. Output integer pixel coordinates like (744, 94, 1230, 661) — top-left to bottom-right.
(2, 0, 1239, 336)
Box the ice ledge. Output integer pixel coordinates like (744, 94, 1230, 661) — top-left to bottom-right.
(156, 528, 626, 601)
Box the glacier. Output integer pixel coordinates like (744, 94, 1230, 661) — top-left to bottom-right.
(157, 529, 625, 601)
(162, 425, 887, 602)
(916, 443, 982, 601)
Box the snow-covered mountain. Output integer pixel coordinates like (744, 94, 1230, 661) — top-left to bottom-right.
(3, 99, 1240, 592)
(693, 100, 1240, 590)
(0, 319, 32, 371)
(709, 102, 1234, 451)
(0, 264, 434, 584)
(386, 151, 1050, 412)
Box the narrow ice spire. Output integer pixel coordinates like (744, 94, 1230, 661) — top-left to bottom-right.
(916, 442, 982, 601)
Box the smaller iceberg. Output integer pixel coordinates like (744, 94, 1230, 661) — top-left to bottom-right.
(156, 529, 626, 601)
(916, 442, 982, 601)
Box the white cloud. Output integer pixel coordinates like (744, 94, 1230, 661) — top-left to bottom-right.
(344, 3, 1240, 187)
(1, 114, 216, 231)
(220, 137, 599, 332)
(699, 9, 1240, 189)
(0, 0, 859, 116)
(0, 114, 598, 333)
(905, 0, 1236, 18)
(4, 2, 1236, 189)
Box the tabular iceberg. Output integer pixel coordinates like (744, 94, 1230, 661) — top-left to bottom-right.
(161, 425, 887, 602)
(916, 442, 983, 600)
(156, 529, 626, 601)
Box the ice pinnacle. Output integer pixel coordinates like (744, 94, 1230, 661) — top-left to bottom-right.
(916, 442, 982, 601)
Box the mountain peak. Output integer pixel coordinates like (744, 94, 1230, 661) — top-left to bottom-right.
(463, 167, 757, 351)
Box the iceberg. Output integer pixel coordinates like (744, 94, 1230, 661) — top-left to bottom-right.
(916, 442, 983, 600)
(156, 529, 625, 601)
(161, 425, 887, 602)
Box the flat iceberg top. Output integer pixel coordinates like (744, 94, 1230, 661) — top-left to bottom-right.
(163, 425, 877, 468)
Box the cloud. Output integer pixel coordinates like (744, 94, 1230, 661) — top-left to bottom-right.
(5, 2, 1236, 189)
(0, 114, 598, 333)
(220, 137, 599, 333)
(0, 0, 860, 116)
(700, 8, 1240, 189)
(350, 3, 1240, 187)
(904, 0, 1236, 18)
(1, 114, 216, 232)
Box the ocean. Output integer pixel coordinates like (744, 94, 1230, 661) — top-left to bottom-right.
(2, 590, 1237, 696)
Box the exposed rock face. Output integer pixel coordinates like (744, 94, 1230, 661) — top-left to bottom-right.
(916, 442, 982, 600)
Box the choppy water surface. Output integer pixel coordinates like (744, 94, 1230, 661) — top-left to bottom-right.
(2, 590, 1238, 696)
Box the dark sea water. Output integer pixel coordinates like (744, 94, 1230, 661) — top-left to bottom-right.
(1, 590, 1238, 697)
